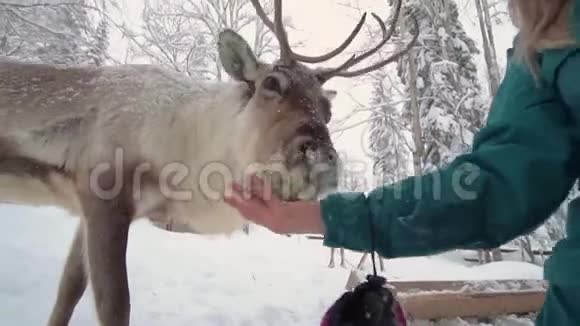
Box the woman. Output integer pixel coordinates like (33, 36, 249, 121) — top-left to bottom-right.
(225, 0, 580, 324)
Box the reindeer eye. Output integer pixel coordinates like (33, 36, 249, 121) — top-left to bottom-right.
(262, 76, 282, 95)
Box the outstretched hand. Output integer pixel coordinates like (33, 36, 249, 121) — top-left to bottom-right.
(223, 175, 325, 235)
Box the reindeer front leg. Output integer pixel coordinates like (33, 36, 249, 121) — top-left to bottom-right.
(328, 248, 336, 268)
(47, 221, 88, 326)
(78, 169, 133, 326)
(339, 248, 346, 268)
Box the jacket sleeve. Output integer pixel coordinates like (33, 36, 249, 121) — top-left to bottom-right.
(556, 49, 580, 119)
(320, 66, 579, 260)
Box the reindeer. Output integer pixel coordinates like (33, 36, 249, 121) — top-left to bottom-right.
(0, 0, 417, 325)
(328, 247, 347, 268)
(328, 249, 386, 271)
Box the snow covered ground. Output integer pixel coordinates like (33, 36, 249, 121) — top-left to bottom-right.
(1, 203, 543, 325)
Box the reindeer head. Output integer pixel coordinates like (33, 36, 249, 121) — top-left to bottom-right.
(216, 0, 417, 201)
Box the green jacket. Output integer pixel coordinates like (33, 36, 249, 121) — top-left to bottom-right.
(321, 3, 580, 289)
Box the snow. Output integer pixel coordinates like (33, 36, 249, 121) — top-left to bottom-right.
(383, 257, 542, 283)
(0, 203, 543, 325)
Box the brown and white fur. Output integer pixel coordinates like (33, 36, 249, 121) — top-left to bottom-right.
(0, 30, 340, 325)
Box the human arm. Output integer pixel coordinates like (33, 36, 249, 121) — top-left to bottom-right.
(320, 54, 580, 259)
(321, 120, 576, 259)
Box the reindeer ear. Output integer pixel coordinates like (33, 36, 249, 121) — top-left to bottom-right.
(218, 29, 262, 82)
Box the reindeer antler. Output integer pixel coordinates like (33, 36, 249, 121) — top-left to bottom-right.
(316, 1, 420, 82)
(249, 0, 419, 82)
(249, 0, 368, 65)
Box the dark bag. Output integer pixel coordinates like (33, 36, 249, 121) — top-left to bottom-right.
(320, 275, 407, 326)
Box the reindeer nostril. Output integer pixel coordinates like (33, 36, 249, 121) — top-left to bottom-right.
(294, 139, 337, 166)
(300, 141, 315, 156)
(328, 151, 337, 162)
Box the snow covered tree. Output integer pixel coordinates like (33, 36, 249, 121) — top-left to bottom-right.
(86, 1, 109, 66)
(486, 0, 511, 25)
(474, 0, 501, 96)
(368, 72, 412, 184)
(396, 0, 488, 172)
(394, 0, 504, 263)
(127, 0, 288, 81)
(0, 0, 110, 66)
(329, 1, 415, 184)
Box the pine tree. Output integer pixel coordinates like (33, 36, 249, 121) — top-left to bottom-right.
(86, 1, 110, 67)
(397, 0, 488, 172)
(368, 74, 412, 185)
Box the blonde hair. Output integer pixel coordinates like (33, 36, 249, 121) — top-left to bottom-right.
(509, 0, 576, 77)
